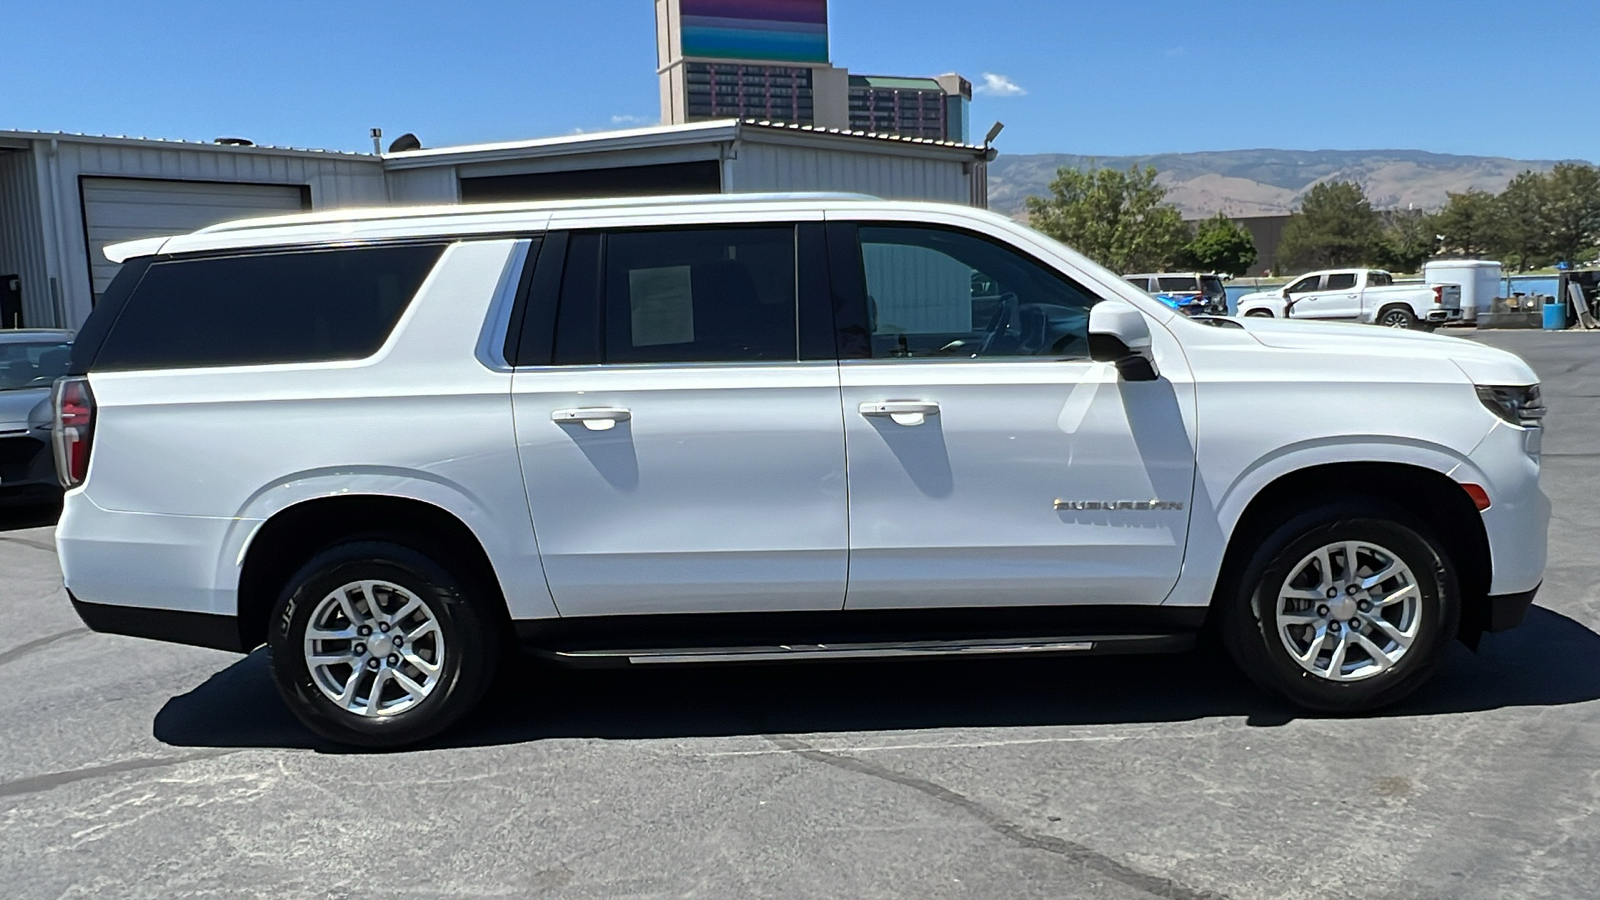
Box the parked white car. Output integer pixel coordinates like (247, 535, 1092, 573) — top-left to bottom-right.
(56, 195, 1547, 747)
(1236, 268, 1463, 329)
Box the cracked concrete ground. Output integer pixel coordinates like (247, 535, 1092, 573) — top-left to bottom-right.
(2, 330, 1598, 899)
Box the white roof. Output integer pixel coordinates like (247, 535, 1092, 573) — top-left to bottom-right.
(383, 118, 987, 169)
(101, 192, 984, 262)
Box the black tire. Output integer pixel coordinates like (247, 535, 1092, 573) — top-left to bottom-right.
(1244, 309, 1274, 318)
(268, 541, 501, 748)
(1217, 500, 1458, 713)
(1377, 305, 1416, 329)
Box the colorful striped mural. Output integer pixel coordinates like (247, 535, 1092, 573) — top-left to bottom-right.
(679, 0, 829, 64)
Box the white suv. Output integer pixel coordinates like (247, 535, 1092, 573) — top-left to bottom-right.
(55, 194, 1549, 747)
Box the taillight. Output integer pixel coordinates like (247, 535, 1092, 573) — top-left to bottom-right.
(1432, 285, 1444, 306)
(51, 376, 95, 489)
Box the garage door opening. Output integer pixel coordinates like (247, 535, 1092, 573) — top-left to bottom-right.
(459, 160, 722, 203)
(80, 177, 310, 303)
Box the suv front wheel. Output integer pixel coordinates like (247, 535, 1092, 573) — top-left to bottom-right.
(1219, 501, 1458, 712)
(268, 541, 501, 748)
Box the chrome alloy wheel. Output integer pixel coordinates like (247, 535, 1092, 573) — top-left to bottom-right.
(1380, 309, 1412, 328)
(303, 580, 444, 717)
(1274, 541, 1421, 682)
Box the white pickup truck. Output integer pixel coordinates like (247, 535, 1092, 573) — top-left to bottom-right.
(1236, 269, 1463, 329)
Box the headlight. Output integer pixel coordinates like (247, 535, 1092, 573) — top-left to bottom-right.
(1476, 384, 1545, 428)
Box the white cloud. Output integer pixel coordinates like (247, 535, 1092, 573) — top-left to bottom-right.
(974, 73, 1026, 97)
(610, 114, 655, 126)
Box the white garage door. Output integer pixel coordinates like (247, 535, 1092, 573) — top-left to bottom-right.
(82, 177, 308, 299)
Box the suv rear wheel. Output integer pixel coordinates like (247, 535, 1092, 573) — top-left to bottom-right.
(268, 541, 501, 748)
(1218, 500, 1458, 712)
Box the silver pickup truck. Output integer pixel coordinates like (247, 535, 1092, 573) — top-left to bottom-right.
(1236, 269, 1463, 329)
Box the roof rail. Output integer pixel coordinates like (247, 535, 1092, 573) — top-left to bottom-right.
(194, 191, 882, 236)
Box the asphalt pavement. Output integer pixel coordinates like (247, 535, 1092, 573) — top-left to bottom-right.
(3, 329, 1599, 899)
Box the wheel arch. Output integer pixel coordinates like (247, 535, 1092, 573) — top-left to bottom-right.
(1214, 461, 1492, 645)
(235, 494, 515, 653)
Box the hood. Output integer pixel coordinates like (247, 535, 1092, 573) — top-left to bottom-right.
(1235, 289, 1280, 304)
(1237, 318, 1538, 385)
(0, 386, 51, 434)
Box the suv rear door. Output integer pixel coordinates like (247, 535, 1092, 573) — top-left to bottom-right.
(828, 218, 1197, 609)
(508, 220, 848, 616)
(1293, 271, 1361, 319)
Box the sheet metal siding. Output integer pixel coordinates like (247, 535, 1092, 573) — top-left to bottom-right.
(728, 142, 972, 204)
(41, 140, 385, 327)
(0, 150, 51, 328)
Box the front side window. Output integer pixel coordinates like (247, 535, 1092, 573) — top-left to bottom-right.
(94, 244, 445, 371)
(1286, 275, 1322, 295)
(856, 226, 1099, 359)
(1201, 275, 1226, 300)
(1325, 272, 1358, 291)
(601, 228, 797, 364)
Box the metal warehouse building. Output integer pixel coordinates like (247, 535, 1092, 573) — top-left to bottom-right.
(0, 119, 992, 330)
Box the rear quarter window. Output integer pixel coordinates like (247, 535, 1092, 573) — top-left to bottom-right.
(93, 244, 446, 371)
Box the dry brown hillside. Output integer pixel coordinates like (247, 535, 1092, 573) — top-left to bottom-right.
(989, 149, 1575, 219)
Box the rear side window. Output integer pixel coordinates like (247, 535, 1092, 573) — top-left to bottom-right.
(1325, 272, 1358, 290)
(1369, 272, 1393, 287)
(1157, 276, 1200, 293)
(600, 227, 797, 364)
(93, 244, 446, 371)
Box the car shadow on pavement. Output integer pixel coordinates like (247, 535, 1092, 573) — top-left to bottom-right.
(153, 606, 1600, 754)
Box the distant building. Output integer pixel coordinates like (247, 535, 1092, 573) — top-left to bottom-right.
(1185, 213, 1291, 277)
(655, 0, 970, 142)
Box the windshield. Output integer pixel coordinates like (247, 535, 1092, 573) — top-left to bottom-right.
(0, 341, 73, 391)
(1157, 276, 1201, 293)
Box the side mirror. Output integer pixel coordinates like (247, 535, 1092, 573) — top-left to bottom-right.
(1088, 300, 1159, 382)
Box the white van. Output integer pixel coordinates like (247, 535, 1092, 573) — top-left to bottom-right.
(55, 194, 1548, 747)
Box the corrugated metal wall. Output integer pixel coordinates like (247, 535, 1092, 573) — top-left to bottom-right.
(0, 149, 51, 328)
(35, 139, 386, 328)
(729, 141, 975, 205)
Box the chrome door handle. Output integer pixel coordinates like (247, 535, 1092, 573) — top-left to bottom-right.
(552, 407, 631, 431)
(859, 400, 940, 426)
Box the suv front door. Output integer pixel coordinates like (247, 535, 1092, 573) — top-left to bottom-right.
(829, 220, 1197, 610)
(509, 223, 848, 616)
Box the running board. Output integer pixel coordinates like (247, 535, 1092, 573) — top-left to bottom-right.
(544, 633, 1192, 666)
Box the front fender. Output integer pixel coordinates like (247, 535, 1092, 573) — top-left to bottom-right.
(1164, 436, 1485, 608)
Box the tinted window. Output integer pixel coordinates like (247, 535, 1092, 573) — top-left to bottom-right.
(95, 244, 445, 371)
(1157, 276, 1200, 293)
(857, 226, 1098, 359)
(1124, 276, 1151, 291)
(1286, 275, 1321, 294)
(1325, 272, 1358, 290)
(1369, 272, 1393, 287)
(0, 341, 72, 391)
(1201, 275, 1226, 299)
(601, 228, 796, 363)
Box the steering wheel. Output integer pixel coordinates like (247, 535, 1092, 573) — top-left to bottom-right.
(977, 292, 1020, 356)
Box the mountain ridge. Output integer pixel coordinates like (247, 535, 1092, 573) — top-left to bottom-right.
(987, 148, 1584, 219)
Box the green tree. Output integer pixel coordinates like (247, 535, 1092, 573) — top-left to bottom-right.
(1181, 213, 1257, 277)
(1025, 165, 1190, 273)
(1278, 181, 1386, 272)
(1375, 209, 1439, 273)
(1492, 171, 1550, 272)
(1540, 162, 1600, 266)
(1433, 190, 1499, 257)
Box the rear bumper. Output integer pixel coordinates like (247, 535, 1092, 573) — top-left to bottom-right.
(69, 590, 244, 652)
(1485, 583, 1539, 633)
(1426, 307, 1464, 323)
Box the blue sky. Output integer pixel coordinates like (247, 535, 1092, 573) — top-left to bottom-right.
(3, 0, 1595, 161)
